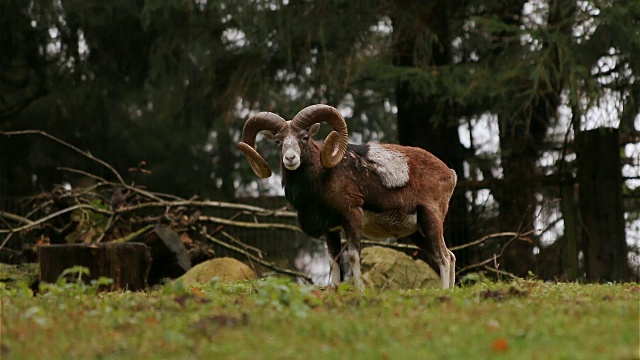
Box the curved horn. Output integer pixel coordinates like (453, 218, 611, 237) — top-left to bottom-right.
(237, 112, 286, 178)
(291, 104, 348, 168)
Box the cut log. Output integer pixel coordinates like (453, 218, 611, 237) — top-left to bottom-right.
(39, 243, 152, 291)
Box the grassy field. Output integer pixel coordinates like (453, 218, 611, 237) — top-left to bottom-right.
(1, 275, 638, 360)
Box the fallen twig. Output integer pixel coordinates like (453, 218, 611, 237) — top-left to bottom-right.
(0, 211, 34, 226)
(1, 130, 126, 185)
(361, 230, 535, 253)
(198, 228, 311, 282)
(116, 200, 297, 218)
(449, 230, 535, 251)
(361, 239, 419, 251)
(57, 167, 108, 184)
(199, 215, 302, 233)
(220, 231, 265, 258)
(0, 204, 111, 234)
(455, 231, 533, 276)
(95, 215, 116, 243)
(0, 233, 14, 251)
(112, 225, 154, 243)
(483, 265, 519, 279)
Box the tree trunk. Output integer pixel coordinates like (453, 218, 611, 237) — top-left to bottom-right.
(39, 242, 152, 291)
(493, 0, 575, 277)
(559, 180, 580, 280)
(496, 126, 539, 277)
(576, 128, 628, 281)
(392, 0, 472, 270)
(215, 121, 238, 200)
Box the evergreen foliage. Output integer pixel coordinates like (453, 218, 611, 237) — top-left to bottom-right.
(1, 0, 638, 277)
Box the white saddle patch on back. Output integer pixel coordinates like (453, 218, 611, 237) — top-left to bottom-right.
(366, 144, 409, 188)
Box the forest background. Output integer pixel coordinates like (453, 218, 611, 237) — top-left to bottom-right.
(1, 0, 638, 281)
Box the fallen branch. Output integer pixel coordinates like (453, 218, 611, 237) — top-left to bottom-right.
(0, 204, 111, 234)
(0, 198, 298, 235)
(482, 265, 519, 279)
(456, 256, 497, 275)
(361, 239, 419, 251)
(1, 130, 126, 185)
(455, 231, 533, 276)
(199, 215, 303, 233)
(57, 167, 108, 184)
(220, 230, 266, 258)
(94, 215, 115, 243)
(57, 165, 172, 203)
(116, 200, 296, 218)
(361, 230, 535, 252)
(0, 211, 34, 226)
(449, 230, 535, 251)
(198, 227, 311, 282)
(0, 233, 14, 251)
(112, 225, 154, 243)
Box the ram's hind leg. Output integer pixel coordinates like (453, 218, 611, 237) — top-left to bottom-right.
(447, 248, 456, 289)
(343, 210, 365, 292)
(412, 206, 456, 289)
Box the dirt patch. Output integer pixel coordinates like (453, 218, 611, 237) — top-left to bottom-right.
(479, 286, 529, 301)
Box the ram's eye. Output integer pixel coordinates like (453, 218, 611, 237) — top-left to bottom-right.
(302, 135, 309, 142)
(275, 140, 281, 144)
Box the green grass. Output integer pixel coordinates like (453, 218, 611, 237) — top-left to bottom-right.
(1, 276, 638, 360)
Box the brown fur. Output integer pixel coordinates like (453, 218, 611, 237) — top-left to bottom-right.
(280, 137, 457, 289)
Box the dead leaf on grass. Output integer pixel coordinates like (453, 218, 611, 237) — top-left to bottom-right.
(191, 287, 204, 297)
(491, 337, 509, 352)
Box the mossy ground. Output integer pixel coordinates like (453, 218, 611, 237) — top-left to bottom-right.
(1, 277, 638, 359)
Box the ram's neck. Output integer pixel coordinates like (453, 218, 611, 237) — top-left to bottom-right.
(282, 142, 335, 236)
(282, 140, 324, 209)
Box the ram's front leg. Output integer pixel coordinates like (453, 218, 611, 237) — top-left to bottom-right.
(325, 230, 343, 287)
(343, 209, 365, 292)
(347, 241, 364, 292)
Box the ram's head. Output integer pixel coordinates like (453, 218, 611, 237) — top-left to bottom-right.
(237, 104, 349, 178)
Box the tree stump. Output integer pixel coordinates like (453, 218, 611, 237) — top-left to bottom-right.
(39, 243, 152, 291)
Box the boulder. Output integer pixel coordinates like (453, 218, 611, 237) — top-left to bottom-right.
(178, 257, 256, 285)
(361, 246, 440, 290)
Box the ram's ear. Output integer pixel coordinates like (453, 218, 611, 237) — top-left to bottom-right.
(308, 123, 321, 137)
(260, 130, 276, 141)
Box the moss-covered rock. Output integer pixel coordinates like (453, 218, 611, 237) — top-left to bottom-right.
(361, 246, 440, 290)
(177, 258, 256, 285)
